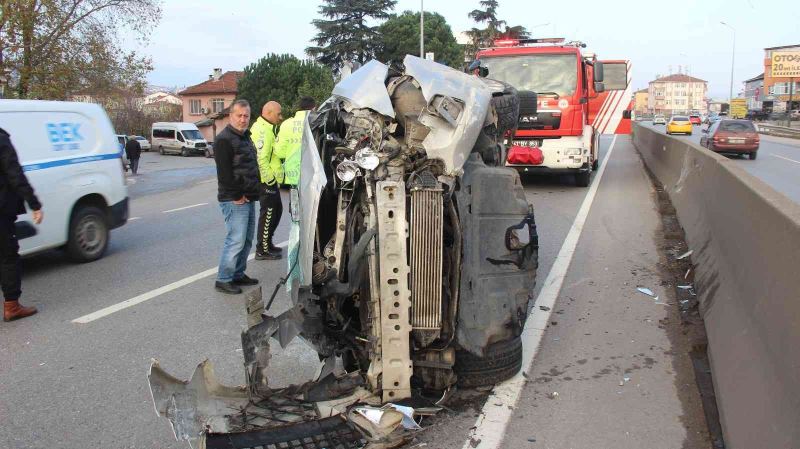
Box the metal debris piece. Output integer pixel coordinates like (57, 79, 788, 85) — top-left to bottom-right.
(539, 305, 551, 311)
(676, 250, 693, 260)
(637, 287, 655, 297)
(677, 285, 693, 290)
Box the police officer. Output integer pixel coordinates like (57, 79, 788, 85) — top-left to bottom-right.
(1, 128, 43, 321)
(250, 101, 283, 260)
(274, 97, 316, 188)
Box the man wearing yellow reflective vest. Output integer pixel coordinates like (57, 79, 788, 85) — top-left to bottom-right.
(273, 97, 316, 188)
(250, 101, 283, 260)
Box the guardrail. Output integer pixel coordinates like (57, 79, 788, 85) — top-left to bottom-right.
(632, 123, 800, 449)
(756, 123, 800, 139)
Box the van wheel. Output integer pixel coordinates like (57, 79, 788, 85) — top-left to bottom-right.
(67, 206, 108, 263)
(159, 146, 165, 155)
(455, 336, 523, 388)
(181, 147, 189, 157)
(749, 151, 757, 160)
(575, 170, 590, 187)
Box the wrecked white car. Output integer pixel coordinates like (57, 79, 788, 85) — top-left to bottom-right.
(149, 55, 538, 448)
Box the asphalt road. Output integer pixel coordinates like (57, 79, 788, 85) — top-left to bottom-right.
(638, 121, 800, 204)
(0, 139, 707, 449)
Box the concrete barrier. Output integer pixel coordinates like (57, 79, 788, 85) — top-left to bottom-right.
(756, 123, 800, 139)
(632, 123, 800, 449)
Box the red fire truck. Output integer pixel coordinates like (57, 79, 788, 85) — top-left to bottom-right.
(474, 38, 632, 186)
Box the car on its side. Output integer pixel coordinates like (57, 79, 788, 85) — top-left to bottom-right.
(134, 135, 151, 151)
(653, 114, 666, 125)
(666, 115, 692, 135)
(689, 114, 702, 125)
(700, 119, 759, 159)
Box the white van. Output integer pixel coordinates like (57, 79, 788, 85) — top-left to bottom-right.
(0, 100, 129, 262)
(151, 122, 209, 157)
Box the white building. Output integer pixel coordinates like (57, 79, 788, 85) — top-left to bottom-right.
(648, 74, 708, 115)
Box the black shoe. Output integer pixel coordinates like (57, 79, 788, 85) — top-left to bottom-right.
(233, 274, 259, 285)
(215, 281, 243, 294)
(255, 250, 282, 260)
(268, 244, 283, 253)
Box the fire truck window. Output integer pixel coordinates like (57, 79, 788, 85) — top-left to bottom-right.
(602, 63, 628, 91)
(481, 54, 578, 98)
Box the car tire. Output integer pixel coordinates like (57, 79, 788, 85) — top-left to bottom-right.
(159, 146, 165, 155)
(181, 147, 190, 157)
(688, 132, 692, 136)
(455, 336, 523, 388)
(66, 206, 109, 263)
(749, 152, 757, 160)
(575, 170, 591, 187)
(204, 148, 212, 158)
(592, 157, 599, 171)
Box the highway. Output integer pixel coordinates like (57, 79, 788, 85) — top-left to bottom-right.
(0, 140, 710, 448)
(638, 121, 800, 204)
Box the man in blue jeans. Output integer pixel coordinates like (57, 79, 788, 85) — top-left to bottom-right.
(213, 99, 261, 294)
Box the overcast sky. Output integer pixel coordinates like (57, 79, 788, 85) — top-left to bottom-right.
(129, 0, 800, 99)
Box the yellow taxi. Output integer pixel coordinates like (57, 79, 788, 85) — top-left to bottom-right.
(666, 115, 693, 135)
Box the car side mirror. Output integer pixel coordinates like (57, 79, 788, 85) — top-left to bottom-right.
(594, 82, 605, 93)
(593, 61, 604, 82)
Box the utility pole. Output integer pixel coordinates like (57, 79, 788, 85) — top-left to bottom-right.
(788, 77, 794, 128)
(721, 21, 736, 105)
(420, 0, 424, 58)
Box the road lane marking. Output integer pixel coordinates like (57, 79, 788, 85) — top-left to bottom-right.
(771, 154, 800, 165)
(72, 240, 289, 324)
(128, 217, 142, 221)
(162, 202, 208, 213)
(463, 135, 619, 449)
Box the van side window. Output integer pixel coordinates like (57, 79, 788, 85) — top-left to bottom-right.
(176, 132, 184, 142)
(153, 129, 175, 139)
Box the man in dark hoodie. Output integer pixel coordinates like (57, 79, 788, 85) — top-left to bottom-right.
(212, 100, 260, 294)
(0, 128, 43, 321)
(124, 136, 142, 175)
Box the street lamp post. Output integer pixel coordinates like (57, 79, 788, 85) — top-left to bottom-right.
(420, 0, 424, 58)
(720, 21, 736, 106)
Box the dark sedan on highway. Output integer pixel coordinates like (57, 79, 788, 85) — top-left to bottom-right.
(700, 119, 760, 159)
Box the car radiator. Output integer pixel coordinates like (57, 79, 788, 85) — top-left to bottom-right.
(410, 186, 443, 347)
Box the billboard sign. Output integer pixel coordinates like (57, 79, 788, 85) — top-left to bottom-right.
(771, 51, 800, 78)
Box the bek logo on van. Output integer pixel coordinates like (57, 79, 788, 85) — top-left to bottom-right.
(46, 122, 83, 151)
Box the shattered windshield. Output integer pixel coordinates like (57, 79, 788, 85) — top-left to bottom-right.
(481, 53, 578, 97)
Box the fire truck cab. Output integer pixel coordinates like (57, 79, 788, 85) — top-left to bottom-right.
(474, 38, 631, 187)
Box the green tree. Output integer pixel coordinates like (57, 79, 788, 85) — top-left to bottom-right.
(501, 25, 529, 40)
(376, 11, 463, 68)
(466, 0, 505, 50)
(237, 54, 335, 119)
(306, 0, 397, 73)
(0, 0, 160, 99)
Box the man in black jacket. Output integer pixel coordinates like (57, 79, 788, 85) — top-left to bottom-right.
(0, 128, 43, 321)
(212, 100, 260, 294)
(124, 136, 142, 175)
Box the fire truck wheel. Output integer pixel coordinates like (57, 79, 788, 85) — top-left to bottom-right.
(489, 81, 520, 138)
(592, 158, 599, 171)
(455, 336, 523, 388)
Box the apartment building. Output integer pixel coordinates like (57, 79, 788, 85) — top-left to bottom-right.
(647, 74, 708, 115)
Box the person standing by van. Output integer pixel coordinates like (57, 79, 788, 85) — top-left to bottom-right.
(125, 136, 142, 175)
(0, 128, 43, 321)
(212, 100, 260, 295)
(250, 101, 283, 260)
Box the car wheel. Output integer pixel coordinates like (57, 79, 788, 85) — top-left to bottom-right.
(749, 151, 757, 160)
(490, 81, 521, 139)
(181, 147, 190, 157)
(455, 336, 523, 388)
(204, 148, 212, 158)
(575, 170, 591, 187)
(592, 157, 599, 171)
(688, 132, 692, 136)
(66, 205, 109, 263)
(159, 146, 165, 155)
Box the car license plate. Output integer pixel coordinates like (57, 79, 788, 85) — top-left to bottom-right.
(729, 138, 744, 144)
(513, 139, 542, 148)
